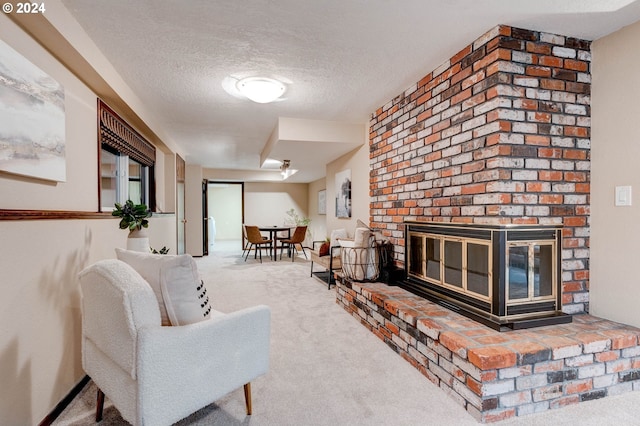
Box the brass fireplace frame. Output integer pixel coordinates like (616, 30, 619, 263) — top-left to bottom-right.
(402, 221, 572, 331)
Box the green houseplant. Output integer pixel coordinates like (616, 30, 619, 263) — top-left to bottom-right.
(112, 200, 151, 232)
(113, 200, 152, 252)
(284, 208, 312, 244)
(285, 208, 311, 226)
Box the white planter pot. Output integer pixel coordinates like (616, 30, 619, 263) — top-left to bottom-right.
(127, 228, 150, 253)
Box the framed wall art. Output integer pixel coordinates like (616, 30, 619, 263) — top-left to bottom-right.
(318, 189, 326, 215)
(335, 169, 351, 218)
(0, 39, 66, 182)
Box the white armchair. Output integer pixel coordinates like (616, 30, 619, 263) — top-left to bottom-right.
(79, 259, 271, 426)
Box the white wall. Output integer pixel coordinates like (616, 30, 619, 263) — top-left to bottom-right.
(590, 20, 640, 328)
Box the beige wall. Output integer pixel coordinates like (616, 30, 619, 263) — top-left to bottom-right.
(307, 177, 328, 243)
(0, 13, 176, 424)
(590, 20, 640, 328)
(244, 181, 309, 227)
(185, 164, 204, 256)
(326, 142, 370, 235)
(161, 152, 177, 214)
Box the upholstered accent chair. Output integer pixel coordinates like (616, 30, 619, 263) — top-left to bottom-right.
(79, 259, 270, 426)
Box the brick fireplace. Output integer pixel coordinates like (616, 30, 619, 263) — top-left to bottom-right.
(333, 24, 640, 423)
(369, 24, 590, 315)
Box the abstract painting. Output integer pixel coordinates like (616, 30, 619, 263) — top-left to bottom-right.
(335, 169, 351, 218)
(0, 39, 66, 182)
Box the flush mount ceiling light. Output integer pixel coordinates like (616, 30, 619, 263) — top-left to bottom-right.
(236, 77, 286, 104)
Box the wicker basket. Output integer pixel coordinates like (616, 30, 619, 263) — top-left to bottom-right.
(340, 234, 380, 282)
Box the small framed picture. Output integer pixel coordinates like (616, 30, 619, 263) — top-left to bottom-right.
(318, 189, 326, 215)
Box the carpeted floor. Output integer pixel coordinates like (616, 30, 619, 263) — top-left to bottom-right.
(53, 246, 640, 425)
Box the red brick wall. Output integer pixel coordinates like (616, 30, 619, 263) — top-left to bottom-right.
(369, 25, 591, 314)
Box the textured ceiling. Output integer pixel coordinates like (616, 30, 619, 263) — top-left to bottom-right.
(60, 0, 640, 182)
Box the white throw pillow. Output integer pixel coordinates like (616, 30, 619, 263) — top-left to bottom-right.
(353, 227, 372, 248)
(339, 228, 372, 248)
(357, 218, 387, 243)
(356, 219, 370, 230)
(160, 257, 212, 326)
(330, 228, 348, 256)
(115, 249, 211, 326)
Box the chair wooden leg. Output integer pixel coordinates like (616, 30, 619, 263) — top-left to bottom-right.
(96, 388, 105, 422)
(244, 243, 253, 261)
(243, 383, 252, 415)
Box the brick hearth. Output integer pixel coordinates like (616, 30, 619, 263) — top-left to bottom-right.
(336, 278, 640, 423)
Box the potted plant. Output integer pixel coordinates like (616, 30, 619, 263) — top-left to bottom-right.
(112, 200, 152, 252)
(285, 208, 311, 226)
(284, 208, 312, 245)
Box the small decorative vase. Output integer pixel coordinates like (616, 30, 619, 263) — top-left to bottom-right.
(127, 227, 150, 252)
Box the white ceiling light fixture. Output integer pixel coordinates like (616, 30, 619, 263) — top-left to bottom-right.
(236, 76, 286, 104)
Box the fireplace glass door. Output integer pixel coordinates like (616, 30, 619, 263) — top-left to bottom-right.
(408, 234, 442, 281)
(507, 242, 555, 304)
(444, 240, 463, 288)
(408, 233, 490, 302)
(467, 243, 490, 297)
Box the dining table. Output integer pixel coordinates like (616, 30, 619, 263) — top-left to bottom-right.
(258, 226, 292, 261)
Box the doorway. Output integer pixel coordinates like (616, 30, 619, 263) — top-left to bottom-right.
(206, 181, 244, 252)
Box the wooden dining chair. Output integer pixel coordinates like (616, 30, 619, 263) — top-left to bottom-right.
(279, 226, 308, 261)
(244, 225, 273, 263)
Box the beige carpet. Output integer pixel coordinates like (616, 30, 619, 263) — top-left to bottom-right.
(53, 247, 640, 425)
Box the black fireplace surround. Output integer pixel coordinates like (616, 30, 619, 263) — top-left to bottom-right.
(400, 221, 571, 331)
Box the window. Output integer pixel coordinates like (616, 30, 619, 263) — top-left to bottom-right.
(98, 100, 155, 211)
(100, 146, 150, 209)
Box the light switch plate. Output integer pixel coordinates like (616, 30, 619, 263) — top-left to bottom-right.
(615, 186, 632, 206)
